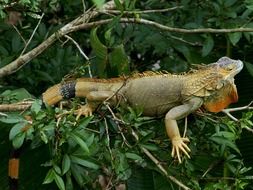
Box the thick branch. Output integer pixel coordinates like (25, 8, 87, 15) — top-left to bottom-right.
(0, 101, 33, 112)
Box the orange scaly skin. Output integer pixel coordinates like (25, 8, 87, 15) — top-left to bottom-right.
(42, 57, 243, 163)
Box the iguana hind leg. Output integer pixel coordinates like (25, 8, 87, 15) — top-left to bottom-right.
(165, 97, 203, 163)
(76, 91, 116, 119)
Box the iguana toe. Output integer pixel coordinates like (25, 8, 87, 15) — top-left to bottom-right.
(171, 137, 190, 163)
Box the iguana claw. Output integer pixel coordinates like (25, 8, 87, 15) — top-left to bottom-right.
(75, 104, 93, 120)
(171, 137, 190, 163)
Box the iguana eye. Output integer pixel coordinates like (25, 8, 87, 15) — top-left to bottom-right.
(226, 64, 234, 71)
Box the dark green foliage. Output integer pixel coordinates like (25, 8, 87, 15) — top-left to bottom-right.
(0, 0, 253, 189)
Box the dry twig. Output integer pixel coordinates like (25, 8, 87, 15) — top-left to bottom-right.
(222, 101, 253, 122)
(103, 6, 183, 14)
(20, 13, 45, 56)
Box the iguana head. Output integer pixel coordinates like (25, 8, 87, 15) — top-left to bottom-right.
(203, 57, 243, 112)
(182, 57, 243, 112)
(213, 56, 243, 81)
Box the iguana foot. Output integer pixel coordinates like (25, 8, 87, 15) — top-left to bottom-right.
(75, 104, 93, 120)
(171, 137, 190, 163)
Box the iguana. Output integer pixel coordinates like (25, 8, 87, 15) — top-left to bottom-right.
(42, 56, 243, 163)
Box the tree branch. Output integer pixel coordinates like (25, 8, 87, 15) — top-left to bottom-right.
(0, 101, 33, 112)
(0, 0, 117, 78)
(2, 9, 253, 78)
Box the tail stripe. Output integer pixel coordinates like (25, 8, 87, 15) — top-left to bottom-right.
(9, 148, 21, 190)
(8, 159, 19, 179)
(60, 81, 76, 99)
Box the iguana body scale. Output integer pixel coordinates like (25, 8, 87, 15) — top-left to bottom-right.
(42, 57, 243, 163)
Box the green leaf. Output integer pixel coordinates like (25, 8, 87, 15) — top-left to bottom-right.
(224, 0, 237, 7)
(62, 154, 71, 175)
(9, 122, 27, 140)
(90, 28, 108, 77)
(70, 133, 89, 153)
(86, 133, 95, 147)
(54, 172, 66, 190)
(43, 168, 55, 184)
(245, 0, 253, 10)
(92, 0, 105, 8)
(90, 28, 107, 59)
(140, 144, 159, 151)
(75, 116, 93, 130)
(0, 114, 25, 124)
(11, 88, 32, 100)
(66, 172, 73, 190)
(109, 44, 130, 75)
(245, 61, 253, 77)
(70, 164, 86, 186)
(70, 155, 100, 170)
(40, 130, 48, 144)
(202, 35, 214, 57)
(210, 135, 240, 154)
(11, 34, 22, 53)
(228, 32, 242, 46)
(114, 0, 124, 12)
(125, 152, 143, 161)
(12, 132, 26, 149)
(53, 164, 62, 175)
(31, 99, 42, 114)
(36, 70, 55, 83)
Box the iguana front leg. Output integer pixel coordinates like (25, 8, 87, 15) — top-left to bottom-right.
(165, 97, 203, 163)
(76, 91, 116, 118)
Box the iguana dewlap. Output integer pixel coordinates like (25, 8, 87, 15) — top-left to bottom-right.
(42, 57, 243, 163)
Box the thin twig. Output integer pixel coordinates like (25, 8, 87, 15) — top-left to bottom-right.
(105, 103, 132, 147)
(167, 34, 201, 46)
(64, 35, 89, 61)
(103, 6, 183, 14)
(243, 126, 253, 133)
(12, 24, 26, 45)
(222, 101, 253, 122)
(104, 118, 114, 161)
(20, 13, 44, 56)
(64, 34, 92, 78)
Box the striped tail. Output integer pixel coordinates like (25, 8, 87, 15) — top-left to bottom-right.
(9, 148, 21, 190)
(42, 81, 76, 105)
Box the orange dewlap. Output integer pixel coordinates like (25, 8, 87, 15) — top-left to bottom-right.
(204, 86, 238, 113)
(8, 159, 19, 179)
